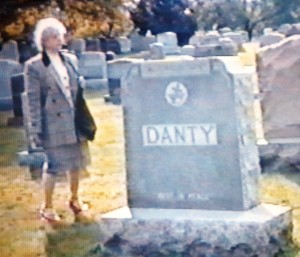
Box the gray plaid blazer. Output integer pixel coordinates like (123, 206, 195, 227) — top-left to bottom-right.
(24, 51, 81, 149)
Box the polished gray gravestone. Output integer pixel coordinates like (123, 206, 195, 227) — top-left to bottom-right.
(78, 52, 107, 90)
(0, 40, 19, 61)
(122, 57, 259, 211)
(97, 56, 291, 257)
(0, 60, 23, 110)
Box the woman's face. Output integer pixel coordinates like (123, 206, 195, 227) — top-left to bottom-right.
(43, 30, 63, 52)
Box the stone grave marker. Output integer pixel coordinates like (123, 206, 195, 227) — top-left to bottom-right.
(17, 41, 38, 63)
(259, 32, 285, 47)
(85, 38, 100, 51)
(99, 37, 121, 54)
(181, 45, 195, 56)
(222, 31, 247, 47)
(285, 23, 300, 36)
(0, 60, 23, 110)
(194, 38, 237, 57)
(257, 35, 300, 141)
(121, 57, 259, 211)
(277, 23, 293, 36)
(78, 52, 107, 90)
(117, 37, 131, 53)
(0, 40, 19, 61)
(156, 32, 180, 55)
(68, 38, 86, 56)
(200, 31, 220, 45)
(188, 30, 205, 45)
(98, 56, 291, 257)
(130, 32, 157, 52)
(257, 35, 300, 173)
(11, 73, 25, 117)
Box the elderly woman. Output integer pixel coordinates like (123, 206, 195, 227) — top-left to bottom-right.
(24, 18, 90, 222)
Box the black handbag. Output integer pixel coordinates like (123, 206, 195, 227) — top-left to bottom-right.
(64, 54, 97, 141)
(75, 85, 97, 141)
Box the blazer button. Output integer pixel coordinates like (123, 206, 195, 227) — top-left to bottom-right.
(57, 112, 61, 117)
(52, 99, 56, 103)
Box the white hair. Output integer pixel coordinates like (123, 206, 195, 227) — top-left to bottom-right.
(34, 17, 66, 51)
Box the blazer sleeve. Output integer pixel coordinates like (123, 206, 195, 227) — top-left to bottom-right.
(24, 62, 43, 149)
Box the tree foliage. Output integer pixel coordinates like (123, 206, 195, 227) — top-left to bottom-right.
(192, 0, 300, 39)
(0, 0, 133, 41)
(129, 0, 197, 46)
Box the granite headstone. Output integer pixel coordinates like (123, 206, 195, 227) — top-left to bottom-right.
(0, 60, 23, 110)
(0, 40, 19, 61)
(121, 56, 260, 211)
(78, 52, 107, 89)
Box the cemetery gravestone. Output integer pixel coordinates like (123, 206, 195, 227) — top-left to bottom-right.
(68, 38, 86, 57)
(98, 56, 291, 257)
(181, 45, 195, 56)
(130, 32, 157, 52)
(99, 38, 121, 54)
(222, 32, 247, 47)
(11, 73, 25, 117)
(257, 35, 300, 173)
(122, 57, 259, 211)
(188, 31, 205, 45)
(286, 23, 300, 36)
(0, 60, 23, 110)
(117, 37, 131, 53)
(85, 38, 100, 51)
(259, 32, 285, 47)
(156, 32, 180, 55)
(257, 35, 300, 141)
(0, 40, 19, 61)
(194, 38, 237, 57)
(17, 41, 38, 64)
(78, 52, 107, 90)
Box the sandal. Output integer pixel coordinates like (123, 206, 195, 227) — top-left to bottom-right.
(69, 200, 89, 215)
(40, 208, 61, 223)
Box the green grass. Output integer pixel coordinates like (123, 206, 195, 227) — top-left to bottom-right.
(0, 111, 27, 167)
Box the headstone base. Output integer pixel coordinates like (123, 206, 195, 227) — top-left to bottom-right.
(98, 204, 291, 257)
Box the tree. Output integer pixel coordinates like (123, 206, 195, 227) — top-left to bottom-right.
(0, 0, 133, 42)
(192, 0, 300, 40)
(129, 0, 197, 46)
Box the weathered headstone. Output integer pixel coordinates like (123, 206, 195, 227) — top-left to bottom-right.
(219, 27, 232, 34)
(98, 56, 291, 257)
(194, 38, 238, 57)
(259, 32, 285, 47)
(149, 42, 165, 59)
(78, 52, 107, 90)
(257, 35, 300, 172)
(257, 35, 300, 141)
(85, 38, 100, 51)
(117, 37, 131, 53)
(0, 60, 23, 110)
(18, 41, 38, 64)
(130, 32, 157, 52)
(181, 45, 195, 56)
(68, 38, 86, 56)
(156, 32, 180, 55)
(200, 31, 220, 45)
(99, 37, 121, 54)
(105, 58, 142, 104)
(11, 73, 25, 117)
(222, 31, 247, 46)
(277, 23, 293, 36)
(285, 23, 300, 37)
(0, 40, 19, 61)
(122, 57, 259, 211)
(188, 30, 205, 45)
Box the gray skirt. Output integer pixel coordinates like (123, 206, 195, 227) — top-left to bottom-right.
(44, 141, 90, 175)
